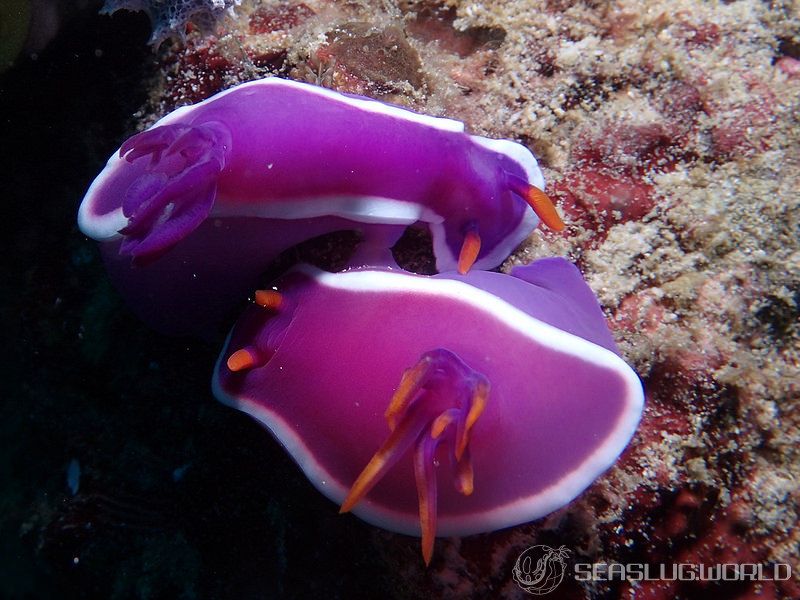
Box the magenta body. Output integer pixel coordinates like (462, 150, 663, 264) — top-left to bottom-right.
(78, 78, 545, 335)
(213, 258, 644, 536)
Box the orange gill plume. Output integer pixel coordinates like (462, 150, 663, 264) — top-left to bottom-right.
(340, 348, 489, 565)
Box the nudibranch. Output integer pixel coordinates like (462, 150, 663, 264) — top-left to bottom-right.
(77, 77, 562, 335)
(212, 258, 644, 564)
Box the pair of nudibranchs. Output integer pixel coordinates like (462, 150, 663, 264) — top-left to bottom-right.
(78, 77, 644, 565)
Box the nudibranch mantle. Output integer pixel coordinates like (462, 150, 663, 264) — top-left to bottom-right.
(79, 77, 551, 269)
(212, 258, 644, 548)
(78, 77, 561, 335)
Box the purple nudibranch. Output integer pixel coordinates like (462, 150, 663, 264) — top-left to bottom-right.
(213, 258, 644, 564)
(77, 78, 563, 335)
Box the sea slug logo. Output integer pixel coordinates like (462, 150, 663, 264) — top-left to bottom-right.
(510, 543, 794, 595)
(512, 544, 571, 595)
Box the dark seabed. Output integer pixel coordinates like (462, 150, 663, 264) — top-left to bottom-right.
(0, 6, 392, 599)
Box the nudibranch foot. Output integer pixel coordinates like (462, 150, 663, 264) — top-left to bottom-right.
(117, 122, 229, 263)
(340, 348, 489, 565)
